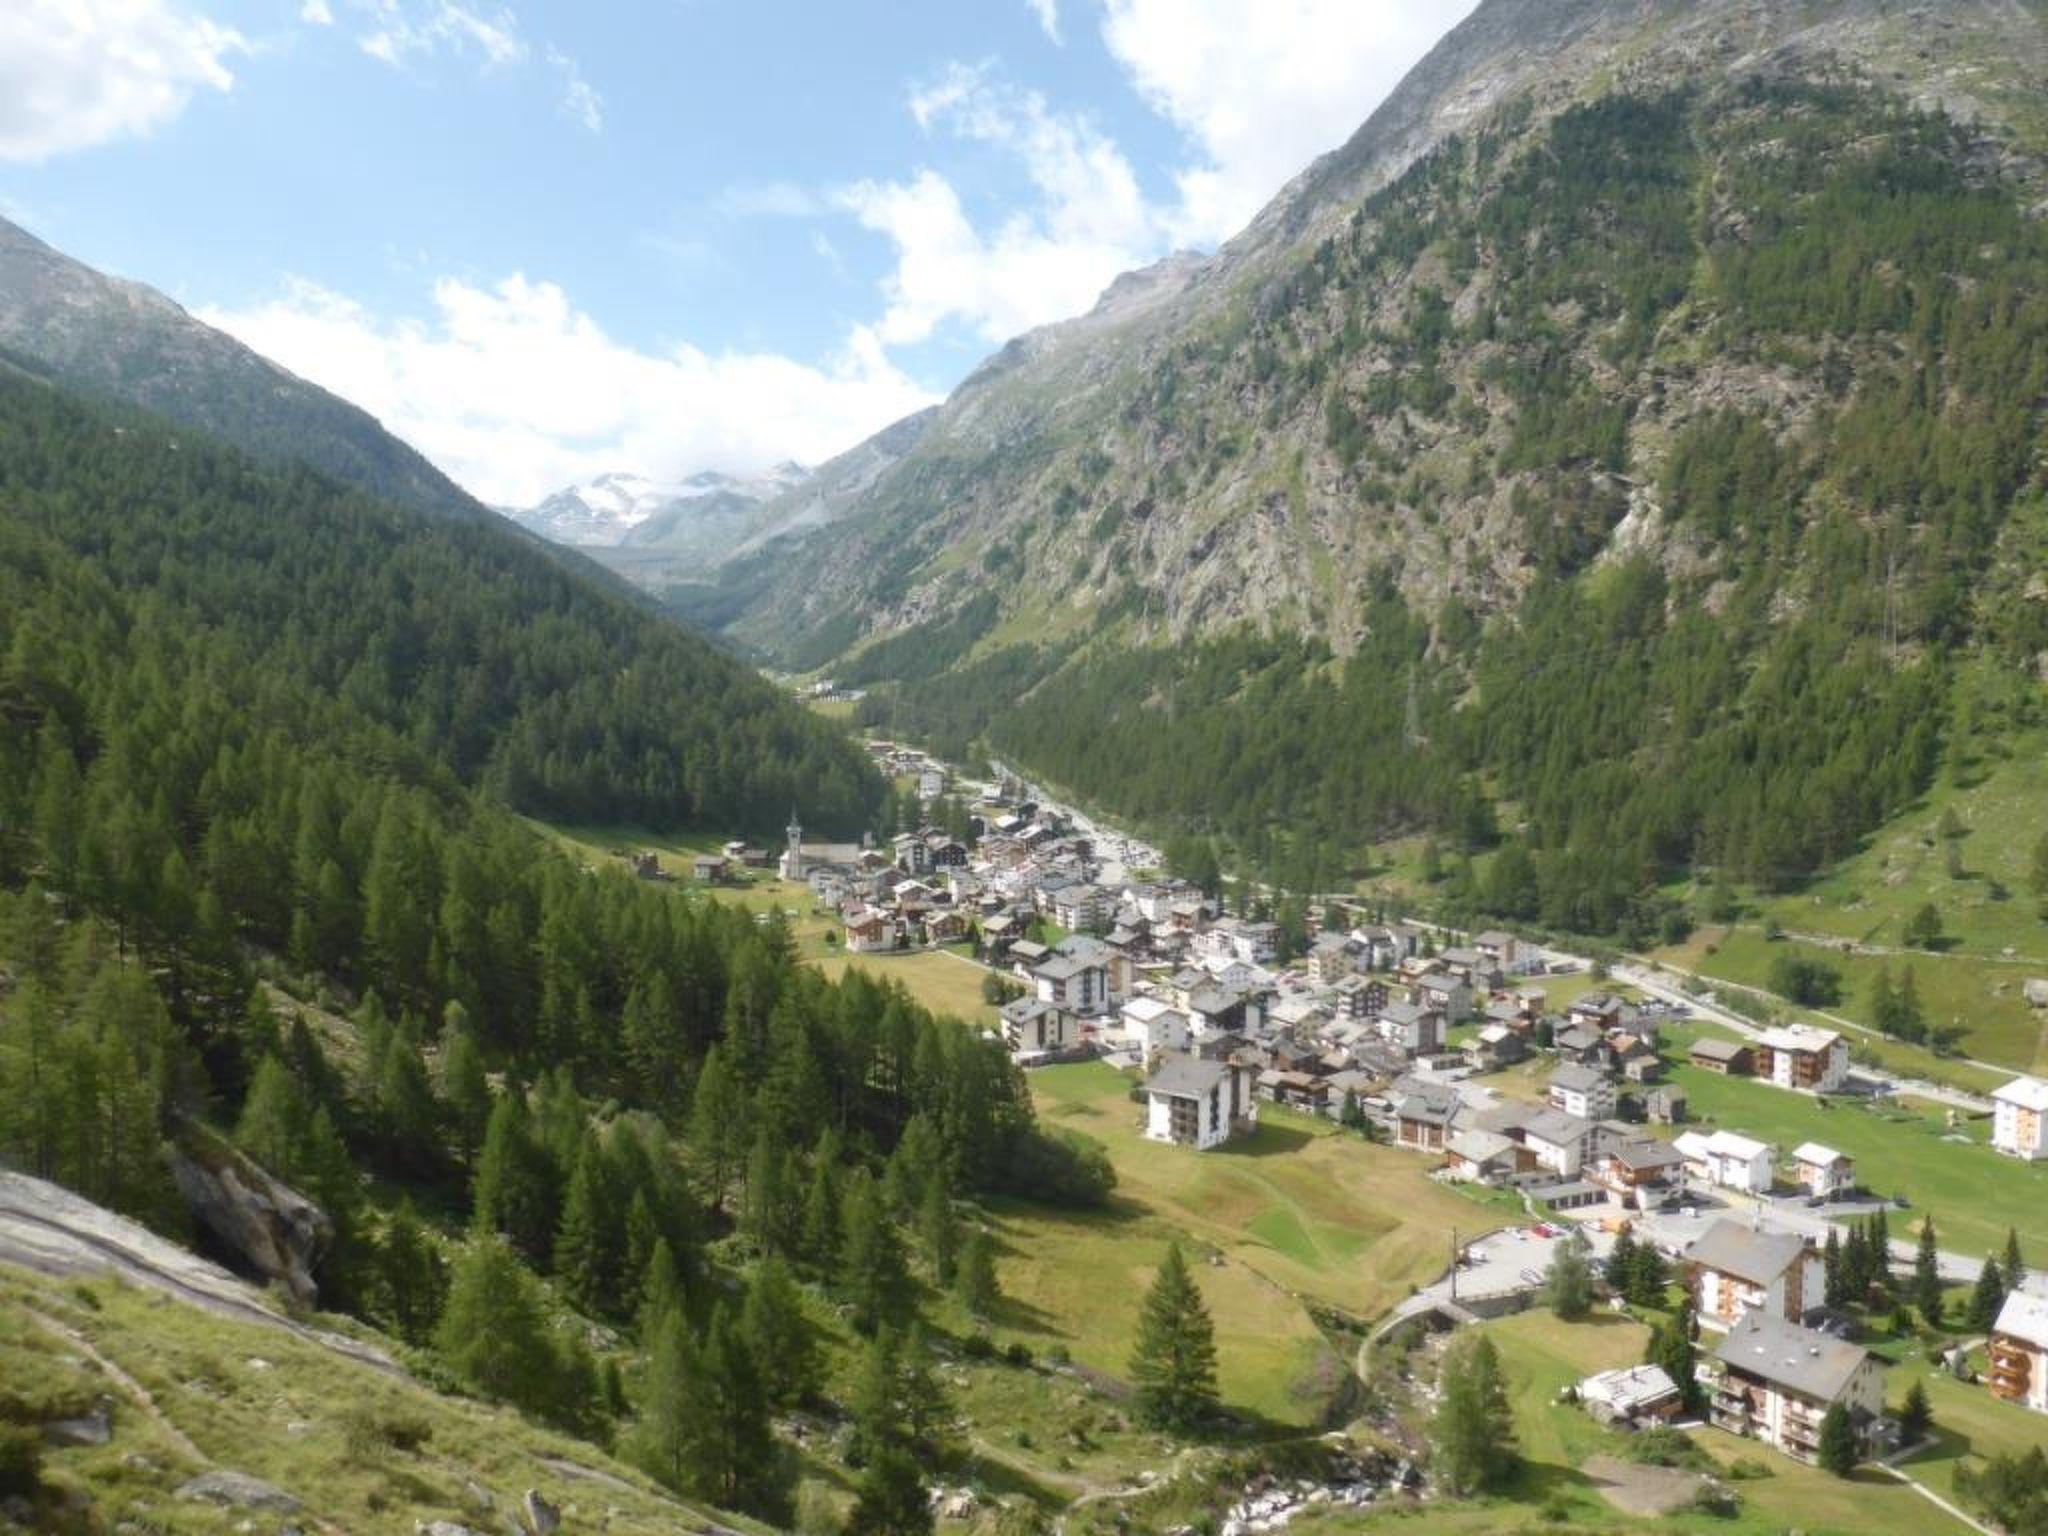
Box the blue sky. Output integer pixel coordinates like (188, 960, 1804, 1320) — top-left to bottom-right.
(1, 0, 1473, 503)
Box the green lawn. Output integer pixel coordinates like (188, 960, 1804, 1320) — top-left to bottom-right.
(1892, 1354, 2048, 1510)
(1030, 1064, 1480, 1324)
(1657, 925, 2048, 1076)
(1654, 1021, 2048, 1261)
(808, 948, 1002, 1026)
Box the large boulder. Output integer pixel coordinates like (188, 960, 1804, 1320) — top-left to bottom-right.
(523, 1489, 561, 1535)
(166, 1135, 330, 1308)
(2024, 978, 2048, 1008)
(176, 1470, 301, 1512)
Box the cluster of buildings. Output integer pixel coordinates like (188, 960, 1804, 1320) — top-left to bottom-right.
(1684, 1024, 1850, 1094)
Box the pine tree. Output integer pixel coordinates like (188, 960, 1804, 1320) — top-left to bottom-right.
(1604, 1228, 1639, 1292)
(1128, 1243, 1219, 1432)
(847, 1327, 910, 1469)
(689, 1043, 748, 1210)
(637, 1237, 686, 1340)
(627, 1309, 709, 1495)
(1969, 1254, 2008, 1332)
(1429, 1330, 1518, 1496)
(1543, 1228, 1595, 1320)
(1914, 1217, 1945, 1327)
(694, 1303, 779, 1514)
(440, 1025, 492, 1159)
(472, 1091, 556, 1262)
(2002, 1227, 2026, 1295)
(1899, 1379, 1933, 1444)
(741, 1130, 799, 1259)
(838, 1173, 910, 1335)
(434, 1239, 561, 1421)
(376, 1198, 447, 1345)
(845, 1447, 932, 1536)
(918, 1181, 960, 1287)
(1626, 1243, 1669, 1307)
(1651, 1297, 1702, 1411)
(956, 1227, 1000, 1319)
(1824, 1226, 1848, 1309)
(800, 1140, 843, 1273)
(554, 1134, 618, 1313)
(1816, 1401, 1859, 1476)
(743, 1256, 820, 1409)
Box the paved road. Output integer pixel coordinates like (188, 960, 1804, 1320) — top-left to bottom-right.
(1629, 1185, 1990, 1286)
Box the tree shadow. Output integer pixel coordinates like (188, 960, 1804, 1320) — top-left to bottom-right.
(1220, 1122, 1316, 1158)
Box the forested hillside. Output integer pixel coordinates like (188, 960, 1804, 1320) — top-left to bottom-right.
(0, 375, 879, 836)
(0, 370, 1108, 1527)
(771, 59, 2048, 939)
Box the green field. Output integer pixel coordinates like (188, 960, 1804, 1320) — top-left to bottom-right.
(1655, 1022, 2048, 1261)
(1893, 1353, 2048, 1511)
(1030, 1063, 1479, 1323)
(1657, 925, 2048, 1076)
(809, 947, 1002, 1026)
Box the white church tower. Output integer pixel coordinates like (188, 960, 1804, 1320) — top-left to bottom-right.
(779, 810, 805, 882)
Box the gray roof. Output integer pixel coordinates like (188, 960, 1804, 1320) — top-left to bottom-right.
(1034, 951, 1102, 981)
(1715, 1313, 1874, 1402)
(1550, 1063, 1608, 1093)
(1448, 1129, 1519, 1164)
(1521, 1108, 1592, 1148)
(1689, 1036, 1750, 1062)
(1554, 1022, 1604, 1051)
(1684, 1219, 1812, 1286)
(1146, 1054, 1228, 1099)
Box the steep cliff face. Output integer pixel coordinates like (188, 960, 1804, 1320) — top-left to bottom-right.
(702, 0, 2048, 671)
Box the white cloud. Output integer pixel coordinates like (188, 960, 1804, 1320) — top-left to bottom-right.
(547, 46, 601, 132)
(200, 274, 940, 506)
(300, 0, 335, 24)
(358, 0, 524, 69)
(1025, 0, 1062, 45)
(1099, 0, 1475, 246)
(845, 64, 1164, 347)
(0, 0, 245, 162)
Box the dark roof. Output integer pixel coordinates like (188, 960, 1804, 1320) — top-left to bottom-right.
(1715, 1313, 1873, 1402)
(1146, 1054, 1228, 1099)
(1689, 1037, 1750, 1062)
(1684, 1219, 1811, 1286)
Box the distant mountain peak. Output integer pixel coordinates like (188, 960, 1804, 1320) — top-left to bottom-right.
(501, 461, 814, 549)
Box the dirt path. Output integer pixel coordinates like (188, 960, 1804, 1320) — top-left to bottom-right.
(24, 1308, 207, 1466)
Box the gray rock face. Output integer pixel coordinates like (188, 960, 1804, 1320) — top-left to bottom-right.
(166, 1139, 331, 1308)
(523, 1489, 561, 1535)
(175, 1470, 301, 1512)
(42, 1398, 113, 1447)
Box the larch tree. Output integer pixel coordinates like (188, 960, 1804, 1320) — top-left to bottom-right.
(1128, 1243, 1219, 1433)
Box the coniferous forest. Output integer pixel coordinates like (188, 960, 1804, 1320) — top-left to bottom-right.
(0, 370, 1109, 1518)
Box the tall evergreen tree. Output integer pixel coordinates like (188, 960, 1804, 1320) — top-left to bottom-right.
(742, 1256, 820, 1409)
(838, 1172, 910, 1336)
(1969, 1254, 2008, 1332)
(1816, 1402, 1859, 1477)
(845, 1448, 932, 1536)
(1914, 1217, 1945, 1327)
(1429, 1331, 1518, 1496)
(434, 1239, 563, 1424)
(956, 1227, 1000, 1320)
(376, 1198, 446, 1345)
(1543, 1228, 1595, 1320)
(2003, 1227, 2026, 1295)
(1128, 1243, 1219, 1432)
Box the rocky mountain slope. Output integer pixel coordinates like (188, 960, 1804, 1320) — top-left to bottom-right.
(694, 0, 2048, 669)
(0, 214, 481, 521)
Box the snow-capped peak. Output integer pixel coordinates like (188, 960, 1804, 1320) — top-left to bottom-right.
(500, 462, 811, 548)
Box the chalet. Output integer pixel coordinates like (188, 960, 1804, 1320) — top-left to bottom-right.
(843, 906, 896, 954)
(891, 832, 932, 875)
(1991, 1076, 2048, 1161)
(1445, 1127, 1531, 1184)
(1000, 998, 1073, 1058)
(1590, 1137, 1684, 1208)
(1989, 1291, 2048, 1414)
(1472, 930, 1521, 970)
(1751, 1025, 1849, 1094)
(1143, 1052, 1257, 1150)
(979, 911, 1021, 960)
(1790, 1143, 1855, 1200)
(1705, 1314, 1885, 1463)
(1688, 1037, 1753, 1076)
(1413, 972, 1472, 1022)
(1185, 983, 1256, 1038)
(1568, 993, 1627, 1033)
(1520, 1108, 1595, 1177)
(738, 845, 775, 869)
(1257, 1070, 1331, 1115)
(1579, 1364, 1682, 1427)
(1121, 996, 1190, 1055)
(690, 854, 729, 884)
(1032, 946, 1111, 1017)
(1393, 1079, 1460, 1153)
(1333, 974, 1390, 1021)
(1684, 1220, 1822, 1334)
(1645, 1085, 1688, 1125)
(1613, 1035, 1662, 1083)
(1377, 999, 1445, 1056)
(1549, 1062, 1616, 1121)
(1462, 1023, 1527, 1073)
(1305, 933, 1362, 986)
(1674, 1129, 1775, 1193)
(1553, 1022, 1610, 1067)
(922, 909, 972, 945)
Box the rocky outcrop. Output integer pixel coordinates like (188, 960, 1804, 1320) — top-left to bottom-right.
(166, 1136, 330, 1309)
(176, 1470, 302, 1513)
(40, 1398, 112, 1448)
(523, 1489, 562, 1535)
